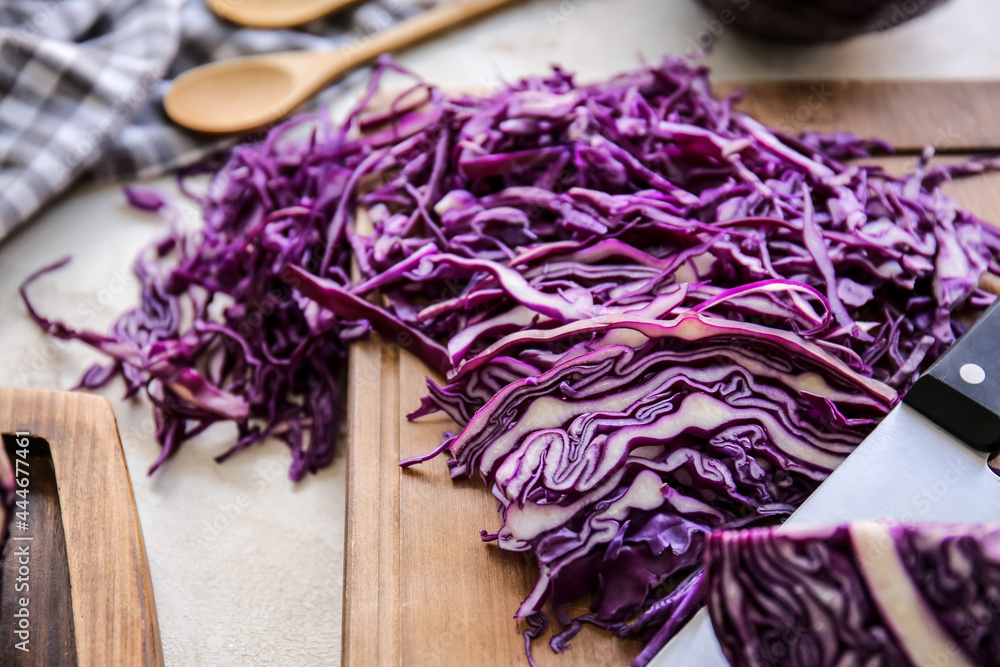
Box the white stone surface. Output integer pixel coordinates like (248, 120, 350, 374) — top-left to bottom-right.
(0, 0, 997, 664)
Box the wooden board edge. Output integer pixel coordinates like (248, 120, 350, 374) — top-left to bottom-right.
(0, 388, 162, 667)
(716, 79, 1000, 153)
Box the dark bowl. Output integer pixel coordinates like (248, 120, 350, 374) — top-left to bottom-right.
(696, 0, 952, 42)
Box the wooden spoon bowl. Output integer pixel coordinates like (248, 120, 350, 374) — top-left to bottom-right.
(207, 0, 361, 29)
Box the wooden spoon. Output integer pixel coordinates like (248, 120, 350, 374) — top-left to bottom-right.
(165, 0, 519, 134)
(207, 0, 360, 29)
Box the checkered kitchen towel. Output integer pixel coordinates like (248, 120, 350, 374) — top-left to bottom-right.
(0, 0, 430, 241)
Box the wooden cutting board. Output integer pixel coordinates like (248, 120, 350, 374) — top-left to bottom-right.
(341, 81, 1000, 667)
(0, 388, 162, 667)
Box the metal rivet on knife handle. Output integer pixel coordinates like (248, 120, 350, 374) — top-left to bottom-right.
(960, 363, 987, 385)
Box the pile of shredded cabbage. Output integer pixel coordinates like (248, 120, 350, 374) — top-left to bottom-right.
(22, 57, 1000, 664)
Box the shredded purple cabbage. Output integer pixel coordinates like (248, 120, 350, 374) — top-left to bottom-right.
(21, 56, 1000, 663)
(123, 185, 168, 213)
(704, 521, 1000, 667)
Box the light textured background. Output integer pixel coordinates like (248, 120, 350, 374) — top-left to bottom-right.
(1, 0, 998, 664)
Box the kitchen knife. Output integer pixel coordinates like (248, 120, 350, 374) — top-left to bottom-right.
(650, 301, 1000, 666)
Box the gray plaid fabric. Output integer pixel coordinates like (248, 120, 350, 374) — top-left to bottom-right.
(0, 0, 430, 241)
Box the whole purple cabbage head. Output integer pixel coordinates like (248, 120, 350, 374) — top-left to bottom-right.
(695, 0, 951, 42)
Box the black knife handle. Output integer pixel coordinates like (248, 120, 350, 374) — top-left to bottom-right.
(904, 299, 1000, 455)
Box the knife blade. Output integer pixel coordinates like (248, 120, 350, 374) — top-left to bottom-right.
(650, 301, 1000, 666)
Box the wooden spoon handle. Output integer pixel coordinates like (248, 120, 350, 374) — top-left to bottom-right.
(342, 0, 521, 69)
